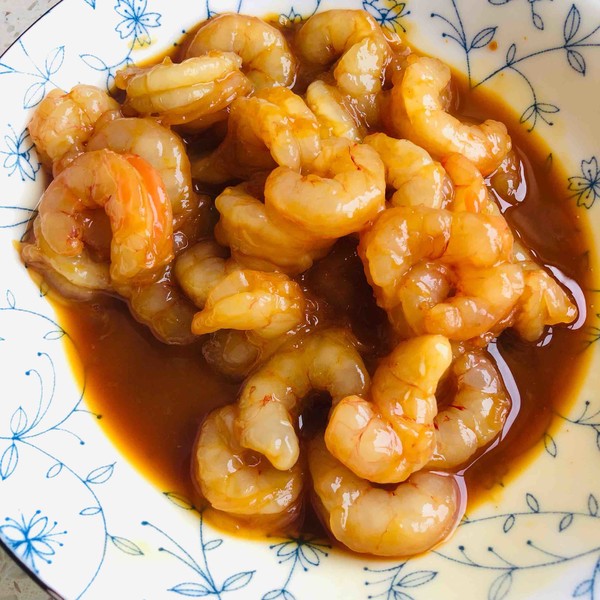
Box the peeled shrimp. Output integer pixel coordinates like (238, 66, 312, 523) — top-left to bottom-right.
(296, 10, 392, 97)
(308, 436, 461, 557)
(236, 329, 370, 471)
(359, 205, 524, 340)
(305, 80, 366, 142)
(184, 13, 296, 89)
(443, 153, 497, 213)
(33, 149, 173, 286)
(191, 87, 321, 184)
(191, 269, 305, 339)
(28, 84, 119, 171)
(192, 404, 303, 530)
(214, 182, 332, 275)
(265, 137, 386, 239)
(428, 349, 511, 469)
(364, 133, 453, 208)
(87, 117, 196, 227)
(390, 56, 511, 175)
(115, 53, 252, 126)
(325, 335, 452, 483)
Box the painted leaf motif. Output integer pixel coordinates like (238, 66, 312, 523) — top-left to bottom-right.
(559, 513, 574, 531)
(532, 11, 544, 30)
(563, 4, 581, 43)
(0, 62, 16, 75)
(86, 463, 115, 484)
(543, 433, 557, 457)
(567, 49, 586, 75)
(10, 407, 28, 436)
(221, 571, 254, 592)
(6, 290, 16, 309)
(44, 46, 64, 76)
(203, 539, 223, 552)
(573, 578, 593, 597)
(43, 329, 65, 340)
(503, 514, 515, 533)
(588, 494, 599, 517)
(262, 590, 295, 600)
(23, 81, 46, 109)
(164, 491, 194, 510)
(169, 582, 214, 597)
(505, 43, 516, 64)
(0, 443, 18, 479)
(488, 571, 513, 600)
(80, 53, 108, 72)
(526, 493, 540, 513)
(110, 535, 144, 555)
(46, 462, 63, 479)
(396, 570, 437, 588)
(80, 506, 102, 516)
(470, 26, 496, 49)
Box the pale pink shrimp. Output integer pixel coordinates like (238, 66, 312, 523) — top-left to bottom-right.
(325, 335, 452, 483)
(32, 149, 173, 286)
(308, 436, 461, 557)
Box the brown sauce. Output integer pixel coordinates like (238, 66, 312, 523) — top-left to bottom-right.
(42, 29, 594, 547)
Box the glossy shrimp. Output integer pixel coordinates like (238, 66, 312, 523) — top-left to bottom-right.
(28, 84, 120, 172)
(191, 269, 306, 340)
(214, 182, 332, 275)
(305, 80, 366, 142)
(359, 205, 525, 340)
(427, 348, 511, 469)
(115, 53, 252, 126)
(390, 56, 512, 175)
(295, 10, 393, 97)
(32, 149, 173, 286)
(325, 335, 452, 483)
(184, 13, 297, 89)
(236, 329, 370, 471)
(191, 87, 321, 184)
(192, 404, 304, 530)
(265, 137, 386, 239)
(308, 436, 461, 557)
(87, 116, 197, 227)
(364, 133, 453, 208)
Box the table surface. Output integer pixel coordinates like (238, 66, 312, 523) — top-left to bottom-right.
(0, 3, 61, 597)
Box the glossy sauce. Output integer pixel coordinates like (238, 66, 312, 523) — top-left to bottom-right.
(46, 37, 593, 545)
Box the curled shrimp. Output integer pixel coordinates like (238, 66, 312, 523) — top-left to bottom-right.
(191, 269, 306, 339)
(236, 329, 370, 471)
(28, 84, 120, 171)
(428, 348, 511, 469)
(184, 13, 297, 89)
(359, 205, 524, 340)
(265, 137, 386, 239)
(214, 182, 332, 275)
(296, 10, 392, 97)
(364, 133, 453, 208)
(325, 335, 452, 483)
(192, 404, 303, 531)
(87, 116, 197, 228)
(32, 149, 173, 286)
(443, 153, 496, 213)
(191, 87, 321, 184)
(308, 436, 461, 557)
(115, 53, 252, 126)
(390, 56, 512, 175)
(305, 80, 366, 142)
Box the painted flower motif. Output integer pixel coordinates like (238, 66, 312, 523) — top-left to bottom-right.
(363, 0, 410, 33)
(0, 511, 65, 573)
(1, 125, 40, 182)
(281, 7, 304, 25)
(114, 0, 161, 46)
(568, 156, 600, 209)
(271, 536, 329, 570)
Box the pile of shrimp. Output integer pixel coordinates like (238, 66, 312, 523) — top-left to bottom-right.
(21, 9, 579, 557)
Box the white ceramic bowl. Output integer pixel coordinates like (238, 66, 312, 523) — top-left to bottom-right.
(1, 1, 599, 598)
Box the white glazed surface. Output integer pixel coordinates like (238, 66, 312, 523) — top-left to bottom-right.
(0, 1, 599, 599)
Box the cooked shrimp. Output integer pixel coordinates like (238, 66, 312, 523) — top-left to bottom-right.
(28, 84, 120, 171)
(191, 269, 305, 339)
(305, 80, 366, 142)
(364, 133, 453, 208)
(191, 87, 320, 183)
(390, 56, 511, 175)
(184, 13, 296, 89)
(35, 149, 173, 286)
(428, 349, 511, 468)
(192, 404, 303, 530)
(295, 10, 392, 96)
(325, 335, 452, 483)
(236, 329, 369, 471)
(265, 137, 386, 238)
(174, 239, 231, 308)
(87, 117, 196, 227)
(308, 436, 461, 557)
(443, 153, 496, 213)
(359, 205, 524, 340)
(511, 243, 578, 341)
(214, 183, 332, 275)
(115, 53, 252, 126)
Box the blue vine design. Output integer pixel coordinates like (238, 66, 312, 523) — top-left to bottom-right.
(488, 0, 553, 31)
(364, 562, 437, 600)
(0, 124, 40, 182)
(556, 400, 600, 454)
(262, 536, 330, 600)
(142, 494, 255, 598)
(363, 0, 410, 34)
(568, 157, 600, 209)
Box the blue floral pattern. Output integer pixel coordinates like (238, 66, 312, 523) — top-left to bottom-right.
(0, 0, 599, 598)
